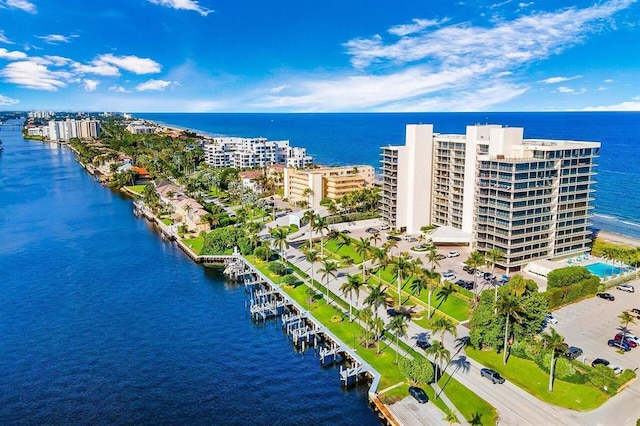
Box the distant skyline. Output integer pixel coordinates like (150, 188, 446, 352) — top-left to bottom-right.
(0, 0, 639, 112)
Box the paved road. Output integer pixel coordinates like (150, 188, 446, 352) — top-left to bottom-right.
(266, 215, 640, 425)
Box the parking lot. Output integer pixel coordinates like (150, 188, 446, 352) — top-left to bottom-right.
(551, 279, 640, 372)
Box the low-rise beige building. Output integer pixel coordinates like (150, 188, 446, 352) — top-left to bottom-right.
(284, 165, 375, 208)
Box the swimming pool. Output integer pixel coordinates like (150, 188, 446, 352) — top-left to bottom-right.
(585, 262, 628, 278)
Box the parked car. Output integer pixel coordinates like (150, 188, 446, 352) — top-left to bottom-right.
(408, 386, 429, 404)
(447, 250, 460, 258)
(462, 265, 475, 274)
(380, 223, 390, 230)
(608, 364, 623, 375)
(608, 339, 631, 351)
(483, 272, 495, 281)
(545, 313, 558, 324)
(591, 358, 609, 367)
(631, 308, 640, 315)
(387, 235, 402, 241)
(416, 340, 431, 350)
(597, 292, 615, 301)
(436, 254, 447, 260)
(480, 368, 505, 384)
(455, 279, 468, 287)
(563, 346, 583, 359)
(341, 229, 351, 234)
(617, 284, 635, 293)
(622, 333, 640, 344)
(614, 334, 638, 347)
(365, 227, 379, 234)
(405, 237, 418, 242)
(442, 272, 456, 281)
(476, 270, 485, 278)
(497, 279, 509, 286)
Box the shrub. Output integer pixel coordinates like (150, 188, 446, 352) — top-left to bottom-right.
(267, 261, 287, 276)
(254, 246, 268, 260)
(547, 266, 592, 288)
(281, 274, 298, 285)
(510, 341, 528, 359)
(399, 356, 435, 385)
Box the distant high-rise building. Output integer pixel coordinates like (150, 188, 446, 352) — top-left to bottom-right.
(380, 124, 600, 272)
(203, 137, 313, 169)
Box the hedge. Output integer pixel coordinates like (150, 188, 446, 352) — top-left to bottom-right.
(545, 275, 600, 309)
(547, 266, 592, 288)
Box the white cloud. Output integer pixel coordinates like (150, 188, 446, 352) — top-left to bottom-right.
(136, 79, 172, 91)
(582, 96, 640, 111)
(36, 34, 76, 44)
(5, 0, 36, 13)
(556, 86, 586, 94)
(43, 55, 72, 66)
(98, 54, 161, 74)
(518, 2, 534, 7)
(0, 60, 71, 90)
(0, 48, 27, 60)
(0, 93, 20, 105)
(269, 84, 289, 94)
(83, 79, 99, 92)
(0, 30, 13, 44)
(388, 18, 449, 37)
(540, 75, 582, 84)
(72, 60, 120, 76)
(109, 85, 131, 93)
(259, 0, 634, 111)
(147, 0, 213, 16)
(604, 78, 615, 83)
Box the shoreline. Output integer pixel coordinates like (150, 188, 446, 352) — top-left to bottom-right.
(594, 229, 640, 247)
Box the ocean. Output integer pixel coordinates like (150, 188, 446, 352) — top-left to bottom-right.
(137, 112, 640, 239)
(0, 121, 379, 425)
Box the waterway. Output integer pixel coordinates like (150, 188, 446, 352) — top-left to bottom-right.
(0, 121, 379, 425)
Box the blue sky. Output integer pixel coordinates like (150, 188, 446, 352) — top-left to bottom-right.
(0, 0, 639, 112)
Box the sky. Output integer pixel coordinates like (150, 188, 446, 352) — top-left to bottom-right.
(0, 0, 639, 112)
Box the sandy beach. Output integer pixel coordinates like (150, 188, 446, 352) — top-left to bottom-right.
(594, 229, 640, 247)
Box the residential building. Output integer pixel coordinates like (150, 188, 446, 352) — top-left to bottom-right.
(380, 124, 600, 272)
(284, 165, 375, 208)
(126, 121, 157, 134)
(203, 137, 312, 169)
(47, 119, 101, 141)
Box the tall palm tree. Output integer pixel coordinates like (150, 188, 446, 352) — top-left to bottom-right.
(305, 249, 320, 290)
(541, 327, 566, 392)
(431, 317, 458, 344)
(371, 246, 389, 285)
(302, 210, 317, 249)
(340, 274, 364, 321)
(271, 227, 289, 267)
(354, 237, 372, 280)
(465, 250, 487, 307)
(426, 341, 451, 380)
(372, 316, 385, 354)
(426, 244, 440, 271)
(409, 270, 429, 301)
(318, 259, 338, 303)
(370, 231, 382, 248)
(302, 187, 314, 208)
(391, 253, 411, 307)
(357, 307, 374, 347)
(389, 314, 408, 364)
(424, 268, 441, 319)
(619, 311, 637, 342)
(496, 293, 524, 365)
(337, 231, 351, 251)
(384, 238, 399, 256)
(313, 215, 329, 257)
(365, 283, 388, 320)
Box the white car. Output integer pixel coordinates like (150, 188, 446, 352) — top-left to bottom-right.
(380, 223, 390, 230)
(545, 313, 558, 324)
(608, 364, 623, 375)
(617, 284, 635, 293)
(441, 272, 456, 281)
(622, 333, 640, 344)
(447, 251, 460, 258)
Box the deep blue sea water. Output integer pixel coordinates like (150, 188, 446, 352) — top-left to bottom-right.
(138, 112, 640, 239)
(0, 121, 379, 425)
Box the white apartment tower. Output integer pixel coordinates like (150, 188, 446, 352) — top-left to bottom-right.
(380, 124, 600, 272)
(203, 137, 313, 169)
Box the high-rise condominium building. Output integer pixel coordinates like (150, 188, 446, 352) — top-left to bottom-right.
(203, 137, 313, 169)
(380, 124, 600, 272)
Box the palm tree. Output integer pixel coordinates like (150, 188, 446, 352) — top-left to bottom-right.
(305, 249, 320, 290)
(619, 311, 637, 342)
(496, 293, 524, 365)
(271, 227, 289, 267)
(302, 187, 314, 208)
(370, 231, 382, 248)
(302, 210, 317, 249)
(541, 327, 566, 392)
(409, 270, 429, 300)
(341, 274, 364, 321)
(313, 215, 329, 257)
(384, 238, 399, 256)
(371, 246, 389, 286)
(486, 248, 506, 303)
(372, 316, 385, 354)
(426, 244, 440, 271)
(426, 341, 451, 380)
(365, 283, 388, 320)
(465, 251, 486, 307)
(358, 307, 374, 347)
(318, 259, 338, 303)
(354, 237, 372, 280)
(391, 253, 411, 307)
(337, 232, 351, 251)
(431, 317, 458, 344)
(389, 314, 408, 364)
(424, 268, 441, 319)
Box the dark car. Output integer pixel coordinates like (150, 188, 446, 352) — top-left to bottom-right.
(460, 280, 474, 290)
(436, 254, 447, 260)
(596, 292, 615, 301)
(591, 358, 610, 367)
(608, 339, 631, 352)
(416, 340, 431, 350)
(480, 368, 505, 384)
(563, 346, 583, 359)
(632, 308, 640, 315)
(483, 272, 494, 281)
(408, 386, 429, 404)
(462, 265, 475, 274)
(387, 308, 402, 317)
(341, 229, 351, 234)
(455, 279, 468, 287)
(365, 227, 379, 234)
(387, 235, 402, 241)
(614, 334, 638, 348)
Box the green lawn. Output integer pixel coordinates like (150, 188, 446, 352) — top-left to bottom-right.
(126, 184, 148, 194)
(438, 373, 498, 425)
(160, 217, 172, 226)
(182, 236, 204, 255)
(466, 347, 609, 411)
(323, 238, 363, 263)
